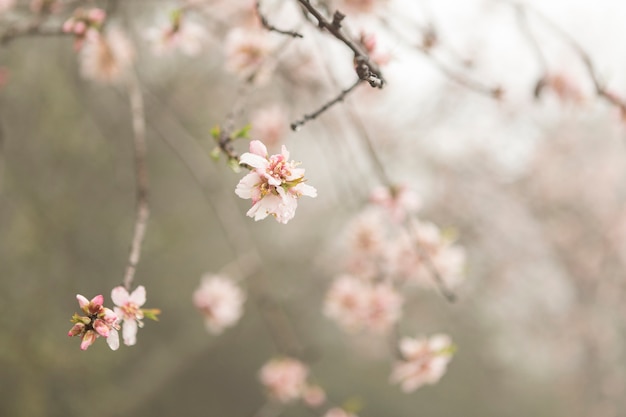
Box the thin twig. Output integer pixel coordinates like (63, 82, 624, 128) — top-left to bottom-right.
(122, 71, 150, 291)
(290, 78, 363, 131)
(515, 2, 626, 116)
(407, 219, 457, 303)
(256, 0, 304, 38)
(296, 0, 384, 87)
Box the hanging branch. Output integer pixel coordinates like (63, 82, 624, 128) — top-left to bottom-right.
(256, 0, 304, 38)
(513, 2, 626, 116)
(296, 0, 384, 87)
(122, 71, 150, 292)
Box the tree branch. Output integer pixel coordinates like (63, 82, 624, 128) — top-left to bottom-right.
(122, 71, 150, 291)
(256, 0, 304, 38)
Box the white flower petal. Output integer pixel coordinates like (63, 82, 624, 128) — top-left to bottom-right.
(249, 140, 268, 157)
(240, 152, 268, 169)
(107, 329, 120, 351)
(123, 319, 138, 346)
(111, 286, 129, 306)
(130, 285, 146, 306)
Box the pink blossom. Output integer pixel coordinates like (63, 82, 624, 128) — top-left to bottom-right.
(68, 294, 120, 351)
(62, 8, 106, 49)
(259, 357, 309, 403)
(224, 28, 273, 80)
(111, 285, 145, 346)
(235, 140, 317, 224)
(251, 105, 288, 149)
(324, 275, 403, 333)
(302, 384, 326, 408)
(324, 408, 358, 417)
(79, 28, 134, 83)
(390, 334, 454, 392)
(369, 184, 420, 222)
(359, 32, 391, 66)
(145, 17, 207, 56)
(0, 0, 15, 13)
(193, 274, 245, 334)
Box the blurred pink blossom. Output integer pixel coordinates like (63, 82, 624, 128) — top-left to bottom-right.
(390, 334, 454, 392)
(324, 408, 358, 417)
(193, 274, 245, 334)
(145, 16, 207, 56)
(324, 275, 403, 333)
(369, 184, 420, 222)
(0, 0, 15, 13)
(259, 357, 309, 403)
(251, 105, 288, 149)
(79, 29, 134, 84)
(235, 140, 317, 224)
(224, 28, 273, 81)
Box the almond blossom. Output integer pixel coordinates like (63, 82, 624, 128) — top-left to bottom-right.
(235, 140, 317, 224)
(390, 334, 454, 392)
(369, 184, 420, 223)
(324, 275, 403, 333)
(111, 285, 160, 346)
(145, 12, 207, 56)
(193, 274, 245, 334)
(79, 28, 134, 83)
(259, 357, 309, 403)
(324, 408, 359, 417)
(251, 105, 288, 149)
(224, 28, 273, 81)
(68, 294, 120, 351)
(62, 7, 106, 50)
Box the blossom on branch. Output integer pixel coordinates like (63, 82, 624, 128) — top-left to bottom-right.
(111, 285, 160, 346)
(145, 10, 207, 56)
(68, 294, 120, 351)
(193, 274, 246, 334)
(79, 28, 134, 83)
(390, 334, 454, 392)
(259, 357, 309, 403)
(235, 140, 317, 224)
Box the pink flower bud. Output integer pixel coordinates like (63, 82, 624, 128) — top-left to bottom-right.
(80, 330, 97, 350)
(93, 318, 110, 337)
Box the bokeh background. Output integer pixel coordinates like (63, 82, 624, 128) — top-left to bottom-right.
(1, 0, 626, 416)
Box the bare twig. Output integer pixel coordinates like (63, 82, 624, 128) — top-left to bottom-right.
(514, 2, 626, 116)
(122, 71, 150, 291)
(256, 0, 304, 38)
(290, 78, 363, 131)
(296, 0, 384, 87)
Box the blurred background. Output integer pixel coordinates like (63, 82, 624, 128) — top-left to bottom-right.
(1, 0, 626, 416)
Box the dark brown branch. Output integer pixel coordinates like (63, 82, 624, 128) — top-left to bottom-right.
(296, 0, 384, 87)
(256, 0, 304, 38)
(122, 72, 150, 291)
(290, 78, 363, 131)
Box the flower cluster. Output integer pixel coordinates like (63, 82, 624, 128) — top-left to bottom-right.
(324, 275, 403, 333)
(258, 357, 325, 406)
(236, 140, 317, 224)
(68, 286, 159, 351)
(193, 274, 246, 334)
(68, 294, 120, 351)
(145, 10, 207, 56)
(62, 8, 106, 50)
(324, 186, 465, 334)
(79, 28, 134, 83)
(390, 334, 455, 392)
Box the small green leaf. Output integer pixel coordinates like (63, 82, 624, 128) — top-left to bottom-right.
(233, 124, 252, 139)
(142, 308, 161, 321)
(210, 125, 221, 140)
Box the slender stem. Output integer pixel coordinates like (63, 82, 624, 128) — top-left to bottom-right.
(122, 71, 150, 291)
(291, 78, 363, 131)
(256, 0, 304, 38)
